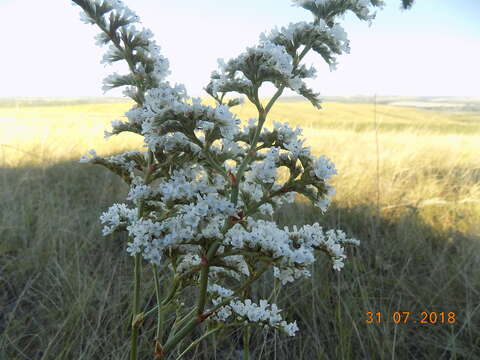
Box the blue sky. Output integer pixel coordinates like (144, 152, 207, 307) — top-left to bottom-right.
(1, 0, 479, 97)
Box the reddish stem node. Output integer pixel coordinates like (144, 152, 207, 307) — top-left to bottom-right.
(197, 311, 213, 323)
(227, 170, 237, 185)
(229, 210, 244, 223)
(154, 340, 164, 359)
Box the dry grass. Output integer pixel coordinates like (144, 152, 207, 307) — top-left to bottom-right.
(1, 99, 479, 359)
(2, 100, 478, 234)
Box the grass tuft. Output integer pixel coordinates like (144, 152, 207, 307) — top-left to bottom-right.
(1, 99, 479, 359)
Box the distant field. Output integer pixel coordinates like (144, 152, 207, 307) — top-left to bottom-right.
(1, 98, 479, 234)
(1, 97, 479, 359)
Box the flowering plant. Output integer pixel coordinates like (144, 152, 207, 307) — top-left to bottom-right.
(72, 0, 399, 358)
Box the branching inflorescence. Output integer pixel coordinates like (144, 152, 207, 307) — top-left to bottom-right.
(72, 0, 388, 358)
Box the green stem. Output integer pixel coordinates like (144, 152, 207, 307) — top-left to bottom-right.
(264, 86, 285, 116)
(196, 260, 210, 316)
(146, 276, 180, 317)
(152, 265, 163, 343)
(130, 150, 154, 360)
(162, 263, 270, 355)
(164, 316, 199, 354)
(174, 326, 222, 360)
(169, 307, 197, 339)
(130, 252, 142, 360)
(243, 325, 251, 360)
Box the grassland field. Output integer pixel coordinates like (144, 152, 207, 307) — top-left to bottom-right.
(0, 97, 479, 359)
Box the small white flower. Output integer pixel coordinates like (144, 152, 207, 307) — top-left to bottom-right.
(100, 203, 137, 236)
(311, 155, 337, 179)
(288, 76, 304, 91)
(79, 11, 95, 24)
(259, 203, 274, 216)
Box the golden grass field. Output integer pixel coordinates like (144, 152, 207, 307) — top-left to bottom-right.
(1, 99, 478, 235)
(1, 98, 480, 359)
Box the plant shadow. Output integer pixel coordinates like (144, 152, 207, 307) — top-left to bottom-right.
(1, 159, 479, 359)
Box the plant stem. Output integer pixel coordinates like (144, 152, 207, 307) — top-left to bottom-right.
(142, 278, 180, 320)
(169, 307, 197, 339)
(130, 252, 142, 360)
(243, 325, 251, 360)
(197, 264, 209, 315)
(162, 263, 270, 354)
(152, 264, 163, 344)
(174, 327, 222, 360)
(130, 150, 154, 359)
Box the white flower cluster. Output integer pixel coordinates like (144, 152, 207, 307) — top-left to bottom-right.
(108, 83, 187, 139)
(150, 132, 202, 154)
(79, 149, 143, 183)
(311, 155, 337, 179)
(210, 138, 248, 159)
(77, 0, 138, 24)
(126, 218, 166, 264)
(355, 0, 377, 19)
(208, 284, 234, 298)
(101, 73, 122, 92)
(121, 177, 354, 272)
(273, 267, 311, 285)
(100, 40, 171, 86)
(258, 41, 295, 79)
(210, 58, 254, 96)
(245, 147, 280, 184)
(127, 176, 155, 203)
(176, 253, 201, 274)
(146, 42, 171, 85)
(99, 203, 138, 236)
(258, 203, 274, 216)
(178, 194, 237, 229)
(237, 181, 261, 206)
(77, 0, 179, 134)
(104, 0, 139, 21)
(130, 83, 188, 126)
(238, 120, 338, 213)
(122, 166, 240, 264)
(273, 121, 311, 158)
(314, 185, 336, 213)
(290, 223, 360, 271)
(261, 20, 349, 59)
(140, 98, 240, 153)
(125, 213, 209, 264)
(157, 166, 227, 203)
(83, 0, 170, 86)
(210, 40, 298, 95)
(75, 0, 367, 344)
(212, 299, 299, 337)
(225, 219, 293, 259)
(224, 219, 358, 283)
(291, 0, 377, 22)
(214, 104, 241, 140)
(310, 155, 337, 211)
(270, 189, 298, 207)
